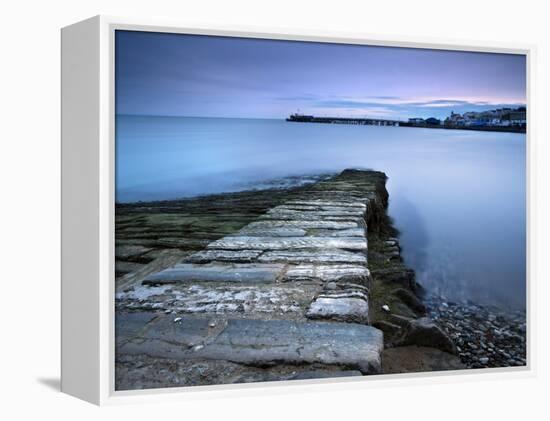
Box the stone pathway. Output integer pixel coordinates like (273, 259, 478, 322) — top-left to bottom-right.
(115, 170, 389, 388)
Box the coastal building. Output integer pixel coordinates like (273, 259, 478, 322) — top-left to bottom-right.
(504, 111, 527, 126)
(425, 117, 441, 125)
(443, 106, 526, 129)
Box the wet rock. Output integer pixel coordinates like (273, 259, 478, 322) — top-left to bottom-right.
(423, 295, 526, 369)
(400, 317, 457, 354)
(372, 320, 402, 337)
(371, 267, 416, 290)
(392, 288, 426, 315)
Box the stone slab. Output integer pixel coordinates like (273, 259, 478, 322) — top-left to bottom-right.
(231, 227, 307, 237)
(246, 220, 360, 230)
(286, 200, 367, 209)
(309, 228, 365, 237)
(185, 249, 263, 263)
(261, 210, 364, 222)
(143, 263, 285, 284)
(207, 236, 367, 251)
(258, 250, 367, 264)
(284, 264, 370, 283)
(275, 205, 366, 215)
(118, 316, 383, 374)
(117, 284, 312, 316)
(306, 297, 369, 324)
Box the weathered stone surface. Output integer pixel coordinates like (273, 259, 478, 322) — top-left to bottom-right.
(246, 220, 360, 230)
(115, 312, 157, 346)
(117, 284, 311, 316)
(185, 249, 263, 263)
(291, 370, 363, 380)
(115, 353, 365, 390)
(143, 263, 285, 284)
(115, 245, 153, 260)
(258, 250, 367, 264)
(118, 316, 384, 374)
(207, 236, 367, 251)
(231, 227, 307, 237)
(284, 264, 370, 283)
(116, 260, 147, 274)
(261, 211, 363, 222)
(116, 249, 189, 293)
(306, 297, 369, 324)
(286, 200, 367, 209)
(309, 228, 365, 237)
(114, 169, 409, 388)
(275, 205, 366, 215)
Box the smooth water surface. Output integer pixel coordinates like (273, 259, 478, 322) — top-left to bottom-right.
(116, 115, 526, 310)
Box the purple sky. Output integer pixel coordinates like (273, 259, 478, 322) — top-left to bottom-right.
(115, 30, 526, 120)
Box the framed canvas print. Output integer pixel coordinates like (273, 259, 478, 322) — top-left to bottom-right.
(61, 16, 532, 405)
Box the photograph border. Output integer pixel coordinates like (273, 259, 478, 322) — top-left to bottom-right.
(62, 14, 536, 405)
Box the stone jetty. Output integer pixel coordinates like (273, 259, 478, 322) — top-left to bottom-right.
(115, 170, 461, 390)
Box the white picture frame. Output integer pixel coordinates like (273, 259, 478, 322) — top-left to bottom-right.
(61, 15, 535, 405)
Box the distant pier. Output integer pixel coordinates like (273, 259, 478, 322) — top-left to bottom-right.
(286, 113, 526, 133)
(286, 113, 401, 127)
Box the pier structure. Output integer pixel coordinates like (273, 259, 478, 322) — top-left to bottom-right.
(114, 170, 454, 389)
(115, 170, 392, 387)
(286, 113, 401, 127)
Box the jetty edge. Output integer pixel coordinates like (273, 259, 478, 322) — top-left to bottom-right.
(114, 169, 461, 390)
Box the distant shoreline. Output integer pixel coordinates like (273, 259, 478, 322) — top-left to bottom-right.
(286, 115, 526, 134)
(398, 122, 526, 134)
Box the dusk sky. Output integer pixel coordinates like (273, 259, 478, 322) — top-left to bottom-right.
(115, 30, 526, 120)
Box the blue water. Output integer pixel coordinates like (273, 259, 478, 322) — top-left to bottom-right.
(116, 115, 526, 310)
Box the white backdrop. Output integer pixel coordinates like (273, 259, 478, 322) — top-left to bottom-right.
(1, 0, 548, 418)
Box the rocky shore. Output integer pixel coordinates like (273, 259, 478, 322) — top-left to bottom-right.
(114, 169, 525, 390)
(425, 295, 526, 369)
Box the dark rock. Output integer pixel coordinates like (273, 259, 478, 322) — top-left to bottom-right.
(371, 267, 416, 290)
(400, 317, 457, 354)
(372, 320, 402, 337)
(392, 288, 426, 315)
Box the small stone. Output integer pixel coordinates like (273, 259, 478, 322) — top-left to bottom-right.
(173, 317, 182, 323)
(209, 320, 217, 328)
(326, 282, 337, 290)
(382, 304, 390, 312)
(479, 357, 489, 364)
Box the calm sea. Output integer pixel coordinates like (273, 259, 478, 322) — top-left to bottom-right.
(116, 115, 526, 310)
